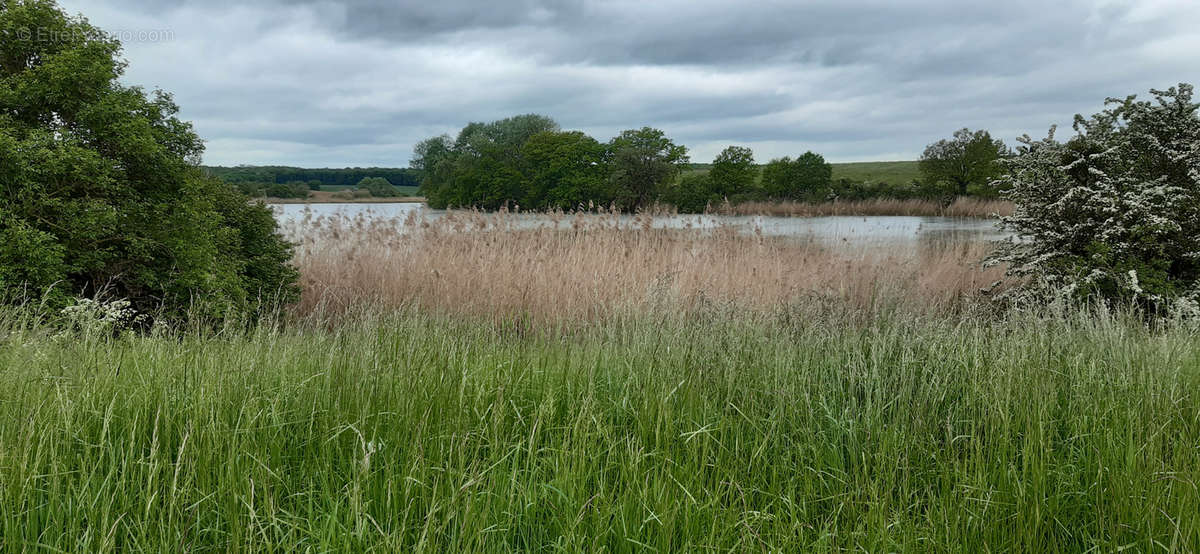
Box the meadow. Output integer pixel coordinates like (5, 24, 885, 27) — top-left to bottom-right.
(685, 160, 922, 186)
(2, 212, 1199, 552)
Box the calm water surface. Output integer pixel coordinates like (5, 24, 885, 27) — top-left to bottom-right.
(271, 202, 1007, 247)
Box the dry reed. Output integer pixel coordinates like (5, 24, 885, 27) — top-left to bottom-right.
(724, 197, 1014, 218)
(290, 209, 1006, 323)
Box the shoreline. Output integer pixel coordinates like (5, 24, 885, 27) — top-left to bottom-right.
(264, 196, 425, 204)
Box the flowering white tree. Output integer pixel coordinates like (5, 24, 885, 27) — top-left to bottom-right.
(990, 84, 1200, 317)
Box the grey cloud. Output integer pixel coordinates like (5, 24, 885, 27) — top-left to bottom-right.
(56, 0, 1200, 166)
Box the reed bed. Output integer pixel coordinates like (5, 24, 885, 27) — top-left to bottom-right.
(724, 197, 1014, 218)
(290, 210, 1005, 323)
(3, 210, 1199, 552)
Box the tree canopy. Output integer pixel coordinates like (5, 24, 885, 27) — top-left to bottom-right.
(413, 118, 692, 212)
(920, 128, 1010, 196)
(761, 151, 833, 201)
(0, 0, 298, 318)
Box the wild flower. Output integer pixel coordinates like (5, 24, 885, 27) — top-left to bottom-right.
(991, 84, 1200, 317)
(60, 298, 148, 335)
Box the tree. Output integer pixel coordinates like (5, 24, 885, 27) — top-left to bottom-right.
(991, 84, 1200, 317)
(608, 127, 689, 211)
(708, 146, 756, 198)
(416, 115, 559, 209)
(357, 177, 398, 197)
(919, 128, 1010, 196)
(0, 0, 298, 318)
(662, 172, 718, 214)
(520, 130, 610, 210)
(761, 151, 832, 201)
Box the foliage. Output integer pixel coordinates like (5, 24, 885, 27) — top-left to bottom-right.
(520, 130, 611, 210)
(414, 118, 689, 212)
(661, 172, 720, 213)
(0, 0, 298, 318)
(607, 127, 690, 211)
(991, 84, 1200, 317)
(205, 165, 419, 188)
(416, 114, 560, 210)
(261, 182, 310, 198)
(920, 128, 1010, 196)
(762, 151, 833, 201)
(356, 176, 398, 197)
(708, 145, 756, 198)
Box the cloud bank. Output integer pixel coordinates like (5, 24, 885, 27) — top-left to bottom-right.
(59, 0, 1200, 166)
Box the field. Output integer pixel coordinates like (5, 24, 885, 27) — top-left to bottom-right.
(3, 212, 1199, 552)
(831, 160, 922, 184)
(685, 160, 922, 185)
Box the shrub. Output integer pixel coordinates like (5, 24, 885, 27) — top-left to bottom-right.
(357, 177, 398, 197)
(991, 84, 1200, 317)
(663, 173, 718, 213)
(0, 0, 299, 319)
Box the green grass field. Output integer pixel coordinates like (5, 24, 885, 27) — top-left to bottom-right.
(831, 160, 921, 184)
(2, 308, 1198, 551)
(685, 161, 922, 185)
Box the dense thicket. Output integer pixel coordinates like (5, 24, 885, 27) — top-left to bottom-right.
(413, 116, 693, 211)
(410, 116, 1011, 212)
(0, 0, 298, 317)
(992, 84, 1200, 317)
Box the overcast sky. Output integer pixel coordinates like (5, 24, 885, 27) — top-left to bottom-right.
(58, 0, 1200, 167)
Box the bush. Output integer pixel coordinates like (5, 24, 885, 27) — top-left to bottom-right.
(992, 84, 1200, 317)
(762, 152, 832, 201)
(357, 177, 398, 197)
(265, 182, 310, 199)
(0, 0, 299, 319)
(663, 173, 718, 213)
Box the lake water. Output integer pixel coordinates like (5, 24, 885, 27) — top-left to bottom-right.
(271, 202, 1007, 248)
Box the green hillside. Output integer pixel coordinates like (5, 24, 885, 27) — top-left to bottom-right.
(831, 161, 921, 184)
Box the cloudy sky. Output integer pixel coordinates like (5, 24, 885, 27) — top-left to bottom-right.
(58, 0, 1200, 167)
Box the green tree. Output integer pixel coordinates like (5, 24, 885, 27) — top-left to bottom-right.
(357, 177, 398, 197)
(761, 151, 832, 201)
(417, 115, 559, 209)
(920, 128, 1010, 196)
(520, 130, 611, 210)
(991, 84, 1200, 317)
(608, 127, 689, 211)
(0, 0, 298, 318)
(662, 172, 718, 214)
(708, 145, 756, 198)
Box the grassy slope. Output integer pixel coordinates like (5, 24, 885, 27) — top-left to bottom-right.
(1, 310, 1198, 551)
(686, 161, 922, 184)
(831, 160, 921, 183)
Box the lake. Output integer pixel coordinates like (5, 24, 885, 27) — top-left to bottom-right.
(271, 202, 1008, 248)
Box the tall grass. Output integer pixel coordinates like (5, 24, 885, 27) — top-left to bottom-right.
(724, 197, 1014, 218)
(291, 210, 1005, 323)
(1, 307, 1198, 551)
(5, 212, 1197, 551)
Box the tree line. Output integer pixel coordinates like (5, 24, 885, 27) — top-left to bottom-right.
(412, 115, 1012, 212)
(204, 166, 420, 198)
